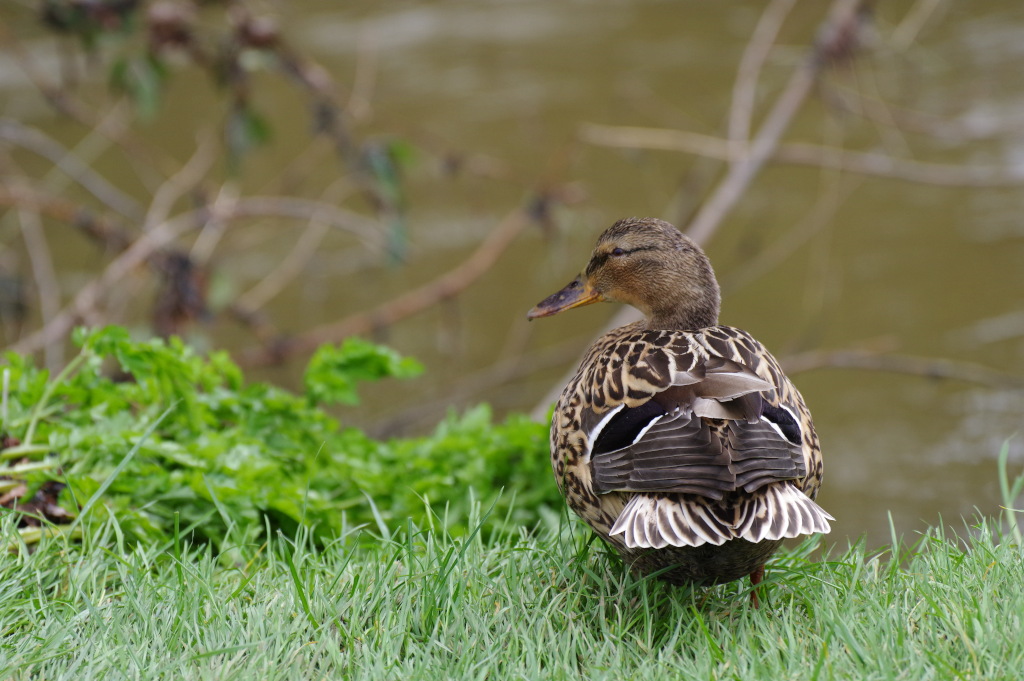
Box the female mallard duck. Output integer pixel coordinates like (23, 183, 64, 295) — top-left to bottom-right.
(528, 217, 832, 601)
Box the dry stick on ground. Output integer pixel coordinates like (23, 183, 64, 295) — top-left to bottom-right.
(237, 206, 535, 368)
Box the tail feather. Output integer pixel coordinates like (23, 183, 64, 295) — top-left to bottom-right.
(609, 483, 833, 549)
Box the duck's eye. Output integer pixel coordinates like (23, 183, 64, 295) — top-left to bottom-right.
(611, 248, 626, 257)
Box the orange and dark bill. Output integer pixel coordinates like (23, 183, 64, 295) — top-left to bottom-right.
(526, 275, 604, 320)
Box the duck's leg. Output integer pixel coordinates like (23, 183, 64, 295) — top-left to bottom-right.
(749, 565, 764, 608)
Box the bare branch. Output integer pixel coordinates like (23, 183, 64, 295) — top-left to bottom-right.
(951, 311, 1024, 346)
(728, 0, 798, 147)
(580, 124, 734, 163)
(720, 175, 860, 294)
(2, 191, 390, 355)
(684, 0, 868, 244)
(348, 26, 380, 122)
(234, 219, 330, 313)
(16, 199, 62, 370)
(5, 203, 216, 356)
(0, 119, 142, 219)
(0, 24, 95, 122)
(535, 0, 870, 416)
(777, 142, 1024, 187)
(820, 84, 1024, 144)
(591, 0, 868, 320)
(684, 0, 868, 246)
(890, 0, 947, 50)
(580, 123, 1024, 187)
(0, 184, 133, 251)
(145, 132, 218, 233)
(238, 206, 535, 368)
(782, 348, 1024, 390)
(226, 196, 387, 253)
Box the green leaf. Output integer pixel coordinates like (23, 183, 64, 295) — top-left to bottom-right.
(8, 325, 553, 550)
(226, 105, 272, 170)
(109, 54, 168, 119)
(303, 338, 423, 406)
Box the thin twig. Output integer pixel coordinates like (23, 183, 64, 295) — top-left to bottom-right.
(950, 311, 1024, 347)
(6, 205, 213, 356)
(225, 196, 387, 252)
(534, 0, 869, 416)
(145, 132, 218, 233)
(728, 0, 798, 147)
(686, 0, 867, 246)
(821, 84, 1024, 144)
(890, 0, 946, 50)
(0, 119, 142, 219)
(580, 123, 1024, 188)
(238, 207, 535, 368)
(0, 185, 133, 251)
(189, 184, 237, 264)
(234, 219, 330, 313)
(349, 26, 380, 122)
(777, 142, 1024, 187)
(782, 349, 1024, 390)
(16, 200, 62, 370)
(580, 125, 732, 164)
(0, 24, 94, 122)
(720, 175, 860, 294)
(4, 193, 388, 356)
(0, 26, 172, 189)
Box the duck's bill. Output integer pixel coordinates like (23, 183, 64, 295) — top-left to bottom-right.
(527, 277, 604, 320)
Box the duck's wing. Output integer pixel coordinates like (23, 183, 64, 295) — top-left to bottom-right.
(575, 327, 832, 548)
(584, 330, 804, 499)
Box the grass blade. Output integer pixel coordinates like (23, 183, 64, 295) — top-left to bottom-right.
(68, 404, 175, 532)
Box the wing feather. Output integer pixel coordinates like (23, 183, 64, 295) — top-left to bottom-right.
(610, 484, 833, 549)
(571, 326, 830, 550)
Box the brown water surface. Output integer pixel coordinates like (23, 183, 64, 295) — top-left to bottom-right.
(2, 1, 1023, 546)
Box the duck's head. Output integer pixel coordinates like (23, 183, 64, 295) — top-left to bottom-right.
(527, 217, 721, 330)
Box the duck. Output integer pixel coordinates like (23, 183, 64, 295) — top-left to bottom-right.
(527, 217, 832, 604)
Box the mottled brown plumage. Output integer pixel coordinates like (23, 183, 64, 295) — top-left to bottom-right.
(528, 217, 831, 601)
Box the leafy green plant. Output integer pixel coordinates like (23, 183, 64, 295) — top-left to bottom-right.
(0, 327, 555, 548)
(304, 337, 423, 406)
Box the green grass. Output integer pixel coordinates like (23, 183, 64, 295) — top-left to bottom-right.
(3, 506, 1023, 680)
(3, 334, 1022, 679)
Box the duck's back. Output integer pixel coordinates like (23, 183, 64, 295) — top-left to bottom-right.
(550, 322, 830, 584)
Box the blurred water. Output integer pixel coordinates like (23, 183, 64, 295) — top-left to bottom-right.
(1, 1, 1022, 546)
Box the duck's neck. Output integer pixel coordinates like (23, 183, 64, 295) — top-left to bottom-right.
(643, 281, 721, 331)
